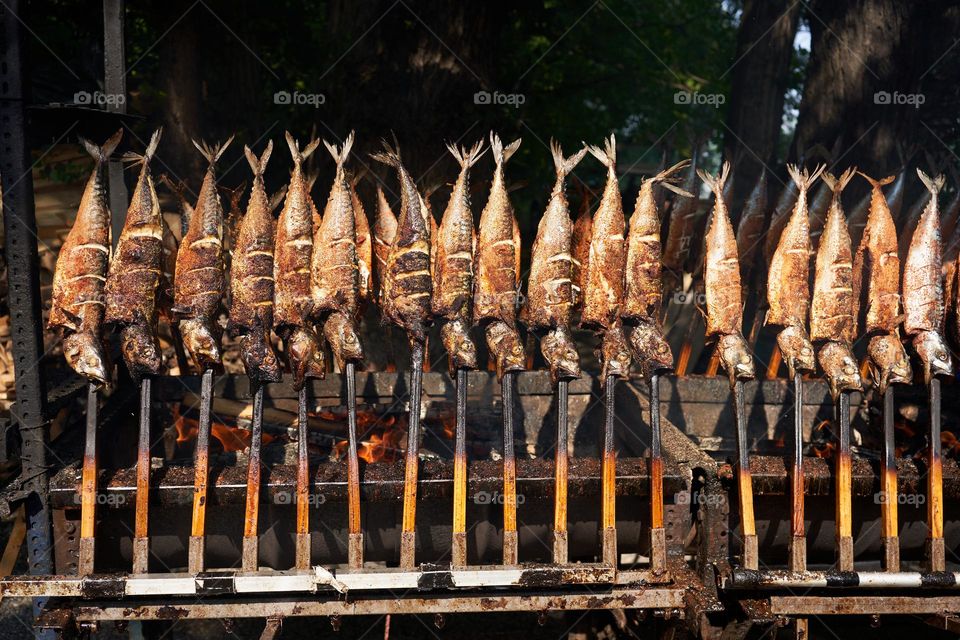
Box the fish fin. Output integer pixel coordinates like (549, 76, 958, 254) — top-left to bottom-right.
(917, 168, 946, 195)
(285, 131, 320, 165)
(323, 130, 354, 171)
(585, 133, 616, 168)
(549, 139, 587, 179)
(696, 160, 730, 197)
(371, 139, 402, 168)
(193, 136, 234, 165)
(81, 128, 124, 164)
(660, 181, 695, 198)
(244, 139, 273, 177)
(447, 139, 487, 170)
(650, 159, 693, 195)
(822, 166, 857, 193)
(143, 128, 162, 163)
(268, 185, 287, 213)
(490, 132, 521, 166)
(786, 163, 826, 193)
(857, 171, 895, 189)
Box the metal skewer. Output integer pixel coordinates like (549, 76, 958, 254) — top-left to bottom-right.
(295, 385, 311, 570)
(132, 377, 152, 574)
(835, 390, 854, 571)
(188, 368, 214, 574)
(788, 372, 805, 571)
(78, 383, 98, 576)
(601, 375, 617, 566)
(733, 379, 758, 569)
(345, 361, 363, 569)
(502, 372, 519, 565)
(400, 340, 425, 569)
(242, 382, 265, 571)
(881, 386, 899, 572)
(928, 377, 945, 571)
(452, 368, 469, 568)
(553, 378, 569, 564)
(649, 373, 667, 574)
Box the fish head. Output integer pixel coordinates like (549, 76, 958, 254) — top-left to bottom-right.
(540, 327, 580, 382)
(776, 325, 815, 378)
(239, 329, 283, 383)
(912, 331, 953, 383)
(441, 320, 478, 373)
(627, 322, 673, 377)
(119, 324, 162, 381)
(816, 341, 862, 398)
(286, 326, 326, 389)
(63, 332, 110, 387)
(600, 326, 632, 379)
(718, 333, 755, 385)
(179, 317, 223, 371)
(322, 314, 364, 371)
(866, 332, 911, 393)
(485, 321, 525, 380)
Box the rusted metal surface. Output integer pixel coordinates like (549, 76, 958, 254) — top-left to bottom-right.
(399, 342, 425, 569)
(769, 595, 960, 616)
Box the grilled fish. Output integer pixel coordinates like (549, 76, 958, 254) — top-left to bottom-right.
(371, 142, 432, 345)
(628, 320, 673, 377)
(662, 148, 700, 274)
(763, 178, 800, 263)
(159, 214, 178, 324)
(104, 130, 166, 382)
(350, 171, 373, 304)
(227, 141, 281, 383)
(775, 324, 815, 379)
(571, 190, 592, 309)
(540, 325, 580, 383)
(373, 185, 398, 301)
(433, 140, 485, 320)
(159, 174, 194, 238)
(912, 329, 952, 382)
(474, 134, 522, 328)
(441, 317, 478, 373)
(598, 320, 632, 380)
(322, 311, 364, 371)
(766, 164, 824, 328)
(810, 168, 857, 343)
(866, 331, 911, 394)
(817, 340, 861, 398)
(854, 173, 901, 335)
(484, 319, 525, 380)
(579, 135, 622, 330)
(50, 130, 123, 386)
(735, 169, 768, 290)
(623, 159, 692, 324)
(522, 140, 586, 330)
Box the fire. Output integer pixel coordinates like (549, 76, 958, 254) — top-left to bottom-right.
(441, 415, 456, 440)
(331, 419, 408, 464)
(172, 404, 274, 454)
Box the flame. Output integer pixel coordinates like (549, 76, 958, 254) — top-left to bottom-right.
(441, 415, 456, 440)
(330, 418, 407, 464)
(173, 403, 274, 454)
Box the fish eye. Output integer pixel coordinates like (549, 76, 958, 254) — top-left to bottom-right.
(739, 354, 750, 364)
(936, 351, 947, 360)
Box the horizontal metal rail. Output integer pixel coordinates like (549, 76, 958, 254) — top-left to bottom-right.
(726, 569, 960, 590)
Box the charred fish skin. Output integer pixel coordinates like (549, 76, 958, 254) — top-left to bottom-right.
(867, 331, 911, 394)
(286, 325, 327, 390)
(49, 130, 122, 385)
(855, 172, 901, 335)
(817, 340, 862, 398)
(322, 311, 365, 372)
(903, 170, 947, 336)
(539, 325, 580, 383)
(598, 321, 632, 380)
(622, 159, 693, 325)
(371, 142, 433, 344)
(810, 168, 857, 345)
(474, 133, 523, 328)
(312, 132, 360, 322)
(484, 320, 526, 380)
(105, 129, 164, 381)
(441, 317, 478, 374)
(699, 162, 745, 338)
(912, 330, 952, 383)
(627, 320, 672, 378)
(274, 132, 322, 335)
(571, 188, 592, 310)
(765, 164, 824, 330)
(522, 140, 587, 331)
(718, 332, 755, 385)
(433, 140, 486, 321)
(775, 324, 815, 379)
(763, 178, 800, 265)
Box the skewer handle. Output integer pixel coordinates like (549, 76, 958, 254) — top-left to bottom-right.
(345, 362, 363, 569)
(133, 377, 152, 574)
(788, 372, 805, 571)
(502, 372, 519, 565)
(189, 368, 214, 574)
(928, 378, 945, 572)
(601, 375, 617, 567)
(835, 390, 854, 571)
(295, 385, 311, 570)
(733, 380, 758, 569)
(78, 383, 98, 576)
(649, 374, 666, 575)
(881, 387, 899, 572)
(242, 383, 264, 572)
(452, 368, 469, 568)
(400, 341, 424, 569)
(553, 379, 569, 564)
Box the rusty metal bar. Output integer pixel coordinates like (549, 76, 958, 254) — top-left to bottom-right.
(188, 369, 213, 574)
(78, 384, 98, 576)
(242, 383, 264, 571)
(928, 377, 945, 571)
(400, 341, 425, 569)
(649, 373, 666, 574)
(600, 375, 616, 567)
(728, 569, 960, 590)
(789, 372, 805, 571)
(451, 368, 468, 568)
(132, 377, 151, 574)
(836, 391, 854, 571)
(295, 386, 310, 570)
(553, 379, 569, 564)
(733, 379, 757, 569)
(345, 361, 363, 569)
(881, 387, 899, 572)
(502, 372, 518, 565)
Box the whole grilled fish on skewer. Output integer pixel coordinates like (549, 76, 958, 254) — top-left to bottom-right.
(662, 147, 701, 276)
(274, 133, 325, 389)
(570, 180, 593, 308)
(173, 137, 233, 371)
(227, 141, 281, 383)
(766, 164, 823, 379)
(104, 129, 167, 382)
(49, 130, 123, 386)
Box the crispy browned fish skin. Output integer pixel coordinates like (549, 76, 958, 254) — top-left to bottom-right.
(854, 173, 901, 334)
(598, 320, 632, 380)
(349, 171, 373, 304)
(522, 140, 586, 332)
(817, 340, 861, 398)
(322, 311, 364, 371)
(735, 169, 768, 291)
(811, 169, 857, 344)
(627, 320, 673, 377)
(700, 162, 743, 337)
(474, 134, 522, 328)
(571, 194, 592, 310)
(540, 325, 580, 383)
(775, 324, 815, 379)
(623, 159, 692, 325)
(662, 149, 701, 274)
(866, 331, 911, 394)
(158, 215, 178, 324)
(717, 332, 755, 384)
(286, 326, 327, 389)
(49, 130, 122, 385)
(373, 185, 398, 302)
(763, 178, 800, 264)
(227, 141, 281, 383)
(485, 320, 525, 380)
(912, 329, 952, 382)
(441, 317, 478, 373)
(105, 130, 166, 381)
(766, 164, 824, 328)
(580, 135, 622, 329)
(372, 142, 433, 345)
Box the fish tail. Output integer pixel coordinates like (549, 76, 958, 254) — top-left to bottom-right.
(81, 128, 124, 164)
(193, 135, 234, 166)
(696, 160, 731, 198)
(121, 128, 163, 168)
(447, 138, 487, 170)
(917, 168, 946, 195)
(323, 130, 355, 172)
(653, 158, 694, 197)
(490, 132, 521, 166)
(585, 133, 616, 169)
(822, 166, 857, 193)
(244, 139, 274, 177)
(370, 138, 402, 169)
(284, 131, 320, 166)
(856, 171, 895, 189)
(786, 163, 826, 193)
(550, 138, 587, 179)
